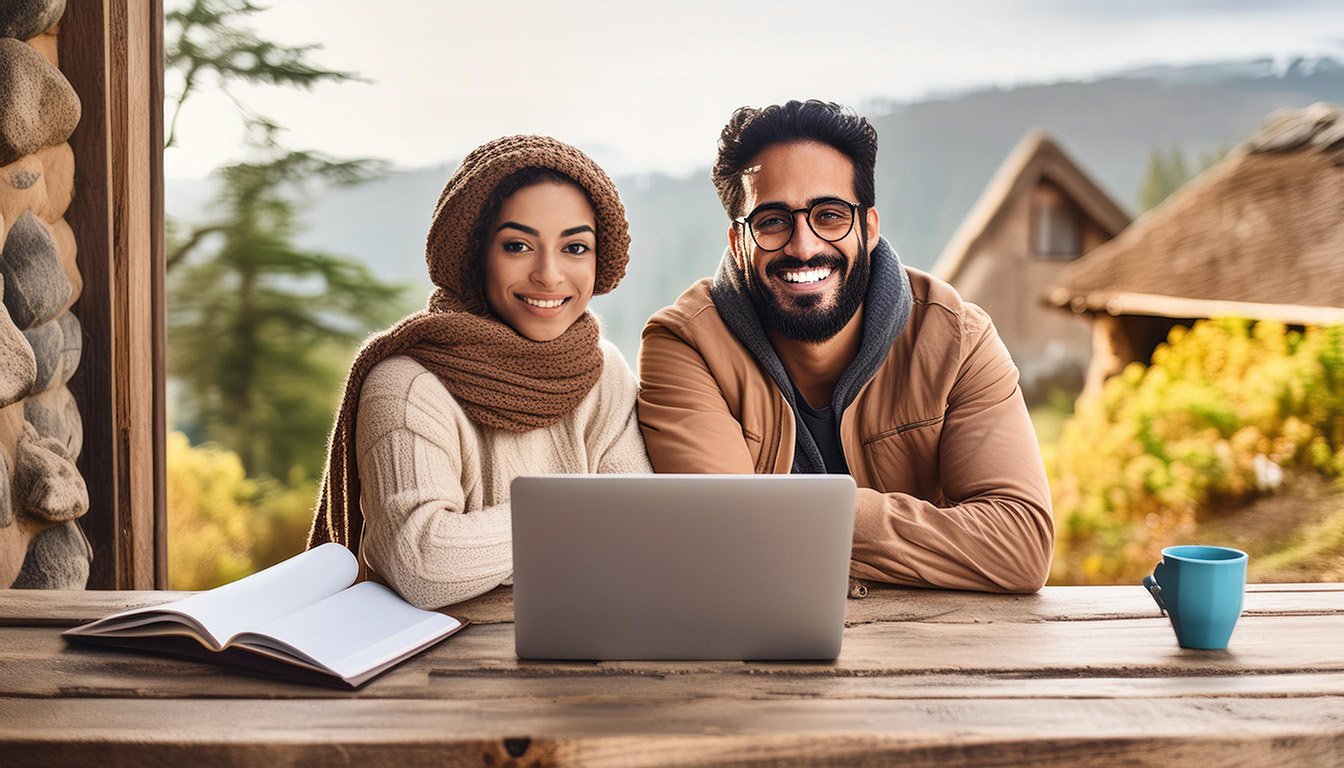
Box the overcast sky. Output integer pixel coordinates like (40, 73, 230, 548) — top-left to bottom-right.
(164, 0, 1344, 179)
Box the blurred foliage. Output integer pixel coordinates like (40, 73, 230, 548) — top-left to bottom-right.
(1048, 318, 1344, 584)
(167, 432, 316, 590)
(166, 151, 411, 481)
(165, 0, 360, 149)
(164, 0, 411, 587)
(1138, 143, 1229, 212)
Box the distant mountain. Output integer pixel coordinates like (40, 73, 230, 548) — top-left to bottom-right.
(166, 57, 1344, 361)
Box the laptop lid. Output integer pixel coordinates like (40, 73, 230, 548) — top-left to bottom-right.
(511, 474, 856, 661)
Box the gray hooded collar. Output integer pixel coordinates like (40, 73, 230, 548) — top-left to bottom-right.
(709, 235, 914, 473)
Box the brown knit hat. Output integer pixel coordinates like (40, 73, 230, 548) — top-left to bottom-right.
(426, 135, 630, 312)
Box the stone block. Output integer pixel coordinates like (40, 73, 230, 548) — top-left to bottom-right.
(20, 312, 59, 393)
(12, 519, 91, 589)
(0, 400, 22, 466)
(23, 384, 79, 458)
(56, 308, 78, 379)
(14, 419, 86, 522)
(49, 215, 77, 304)
(0, 209, 69, 329)
(0, 0, 65, 43)
(0, 272, 37, 408)
(20, 309, 75, 396)
(0, 37, 79, 167)
(0, 443, 10, 528)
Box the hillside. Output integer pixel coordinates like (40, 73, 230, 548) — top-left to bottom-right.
(166, 57, 1344, 360)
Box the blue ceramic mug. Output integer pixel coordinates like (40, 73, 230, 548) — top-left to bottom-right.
(1143, 545, 1247, 650)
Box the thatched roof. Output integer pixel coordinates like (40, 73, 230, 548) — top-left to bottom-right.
(932, 129, 1130, 285)
(1044, 102, 1344, 325)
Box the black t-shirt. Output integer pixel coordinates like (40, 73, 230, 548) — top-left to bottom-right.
(792, 385, 850, 475)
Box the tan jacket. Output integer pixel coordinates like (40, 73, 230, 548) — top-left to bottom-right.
(637, 267, 1054, 593)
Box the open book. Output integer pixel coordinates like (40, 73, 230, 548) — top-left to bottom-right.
(62, 543, 467, 688)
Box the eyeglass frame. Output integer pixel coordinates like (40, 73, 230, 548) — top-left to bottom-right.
(733, 198, 863, 253)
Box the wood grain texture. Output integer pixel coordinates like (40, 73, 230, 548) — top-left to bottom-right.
(60, 0, 164, 590)
(3, 637, 1344, 701)
(2, 583, 1339, 626)
(107, 0, 155, 590)
(2, 614, 1341, 694)
(2, 586, 1341, 766)
(60, 0, 116, 591)
(1, 696, 1341, 768)
(148, 0, 165, 590)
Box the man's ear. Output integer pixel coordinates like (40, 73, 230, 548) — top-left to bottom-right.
(728, 224, 746, 271)
(864, 207, 880, 252)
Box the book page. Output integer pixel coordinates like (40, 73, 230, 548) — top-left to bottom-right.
(235, 581, 461, 680)
(156, 543, 360, 647)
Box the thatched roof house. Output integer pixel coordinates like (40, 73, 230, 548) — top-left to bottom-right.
(933, 129, 1129, 403)
(1044, 102, 1344, 394)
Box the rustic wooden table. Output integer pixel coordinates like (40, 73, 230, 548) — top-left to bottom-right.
(0, 582, 1341, 767)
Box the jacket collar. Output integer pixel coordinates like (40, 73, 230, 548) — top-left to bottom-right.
(710, 235, 914, 472)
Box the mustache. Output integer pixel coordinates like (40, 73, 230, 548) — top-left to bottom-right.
(764, 253, 847, 277)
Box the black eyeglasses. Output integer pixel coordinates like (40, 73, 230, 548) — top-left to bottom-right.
(734, 198, 860, 252)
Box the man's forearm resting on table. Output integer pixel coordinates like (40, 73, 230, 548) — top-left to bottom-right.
(850, 489, 1053, 593)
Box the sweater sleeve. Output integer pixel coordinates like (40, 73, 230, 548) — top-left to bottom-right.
(588, 340, 654, 474)
(355, 356, 513, 610)
(848, 303, 1055, 594)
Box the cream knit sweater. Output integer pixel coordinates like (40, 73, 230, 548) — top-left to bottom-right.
(354, 339, 652, 609)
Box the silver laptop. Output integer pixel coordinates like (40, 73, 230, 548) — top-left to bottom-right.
(510, 474, 856, 660)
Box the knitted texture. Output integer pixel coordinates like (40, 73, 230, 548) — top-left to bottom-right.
(307, 135, 632, 553)
(355, 342, 652, 609)
(427, 134, 630, 315)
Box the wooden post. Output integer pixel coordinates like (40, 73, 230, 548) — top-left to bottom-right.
(59, 0, 166, 590)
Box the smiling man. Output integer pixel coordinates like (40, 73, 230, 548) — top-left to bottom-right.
(637, 100, 1054, 593)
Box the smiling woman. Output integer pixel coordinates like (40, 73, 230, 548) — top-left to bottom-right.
(304, 135, 652, 611)
(478, 169, 598, 342)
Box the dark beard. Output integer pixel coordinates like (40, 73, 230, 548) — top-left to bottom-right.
(746, 233, 870, 344)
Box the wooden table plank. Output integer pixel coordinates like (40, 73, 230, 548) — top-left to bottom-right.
(2, 696, 1342, 768)
(2, 613, 1340, 700)
(4, 650, 1344, 701)
(2, 586, 1342, 766)
(2, 583, 1341, 627)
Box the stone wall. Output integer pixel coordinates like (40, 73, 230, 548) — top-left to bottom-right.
(0, 0, 91, 589)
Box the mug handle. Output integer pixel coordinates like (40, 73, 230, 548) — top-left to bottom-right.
(1143, 574, 1166, 616)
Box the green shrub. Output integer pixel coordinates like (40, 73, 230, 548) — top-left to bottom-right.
(1050, 319, 1344, 584)
(167, 431, 316, 590)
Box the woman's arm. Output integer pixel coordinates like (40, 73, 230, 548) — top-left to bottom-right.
(355, 356, 513, 610)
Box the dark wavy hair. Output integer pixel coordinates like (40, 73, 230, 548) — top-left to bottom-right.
(711, 99, 878, 219)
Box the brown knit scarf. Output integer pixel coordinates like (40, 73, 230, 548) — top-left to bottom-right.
(306, 135, 630, 552)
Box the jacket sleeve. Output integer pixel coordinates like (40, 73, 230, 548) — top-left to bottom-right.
(636, 319, 757, 474)
(849, 304, 1055, 593)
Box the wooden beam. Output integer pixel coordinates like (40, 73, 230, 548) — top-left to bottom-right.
(59, 0, 164, 590)
(149, 0, 166, 590)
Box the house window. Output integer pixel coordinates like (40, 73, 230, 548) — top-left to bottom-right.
(1032, 180, 1082, 260)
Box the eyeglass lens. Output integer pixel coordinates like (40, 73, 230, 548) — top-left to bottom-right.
(748, 201, 854, 251)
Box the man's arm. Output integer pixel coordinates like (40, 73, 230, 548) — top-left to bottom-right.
(637, 320, 757, 474)
(850, 304, 1055, 593)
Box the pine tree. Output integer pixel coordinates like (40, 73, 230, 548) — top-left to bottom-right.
(164, 0, 413, 480)
(167, 152, 411, 480)
(1138, 144, 1229, 212)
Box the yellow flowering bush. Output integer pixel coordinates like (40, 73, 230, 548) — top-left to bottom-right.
(1050, 318, 1344, 584)
(167, 431, 317, 590)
